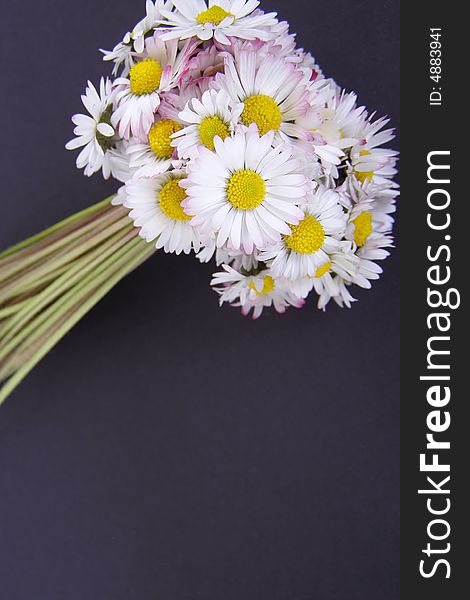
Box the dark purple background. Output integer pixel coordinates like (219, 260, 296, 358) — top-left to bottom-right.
(0, 1, 399, 598)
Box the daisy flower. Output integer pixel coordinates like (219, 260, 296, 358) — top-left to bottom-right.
(122, 170, 202, 254)
(159, 0, 278, 45)
(287, 248, 357, 298)
(223, 23, 297, 65)
(125, 85, 207, 175)
(62, 0, 399, 320)
(288, 79, 353, 176)
(262, 21, 299, 62)
(312, 251, 362, 301)
(345, 186, 394, 258)
(316, 276, 358, 311)
(312, 241, 388, 311)
(288, 241, 383, 311)
(349, 115, 398, 185)
(106, 141, 136, 183)
(184, 45, 225, 82)
(298, 51, 323, 81)
(112, 34, 198, 141)
(211, 264, 304, 319)
(127, 113, 184, 177)
(182, 125, 309, 254)
(298, 90, 363, 152)
(259, 186, 347, 279)
(171, 89, 243, 159)
(102, 1, 170, 75)
(102, 43, 138, 78)
(340, 175, 397, 232)
(66, 78, 120, 178)
(160, 80, 206, 118)
(347, 208, 393, 265)
(213, 50, 312, 143)
(194, 233, 261, 269)
(226, 247, 260, 272)
(329, 183, 395, 303)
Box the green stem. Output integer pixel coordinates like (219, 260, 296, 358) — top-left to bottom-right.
(0, 227, 138, 346)
(0, 213, 131, 305)
(11, 264, 72, 298)
(0, 242, 154, 405)
(0, 195, 157, 404)
(0, 234, 144, 372)
(0, 204, 128, 286)
(0, 298, 33, 320)
(0, 196, 114, 260)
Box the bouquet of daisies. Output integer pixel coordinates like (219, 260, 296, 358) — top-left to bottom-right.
(0, 0, 398, 403)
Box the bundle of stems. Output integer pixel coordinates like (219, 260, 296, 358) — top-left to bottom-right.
(0, 197, 155, 405)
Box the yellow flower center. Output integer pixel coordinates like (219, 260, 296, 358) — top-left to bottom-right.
(284, 214, 326, 255)
(241, 94, 282, 136)
(355, 171, 374, 184)
(249, 275, 275, 296)
(159, 178, 191, 222)
(352, 211, 373, 247)
(196, 5, 234, 25)
(315, 260, 332, 278)
(226, 170, 266, 210)
(130, 59, 163, 96)
(199, 115, 230, 150)
(148, 119, 182, 159)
